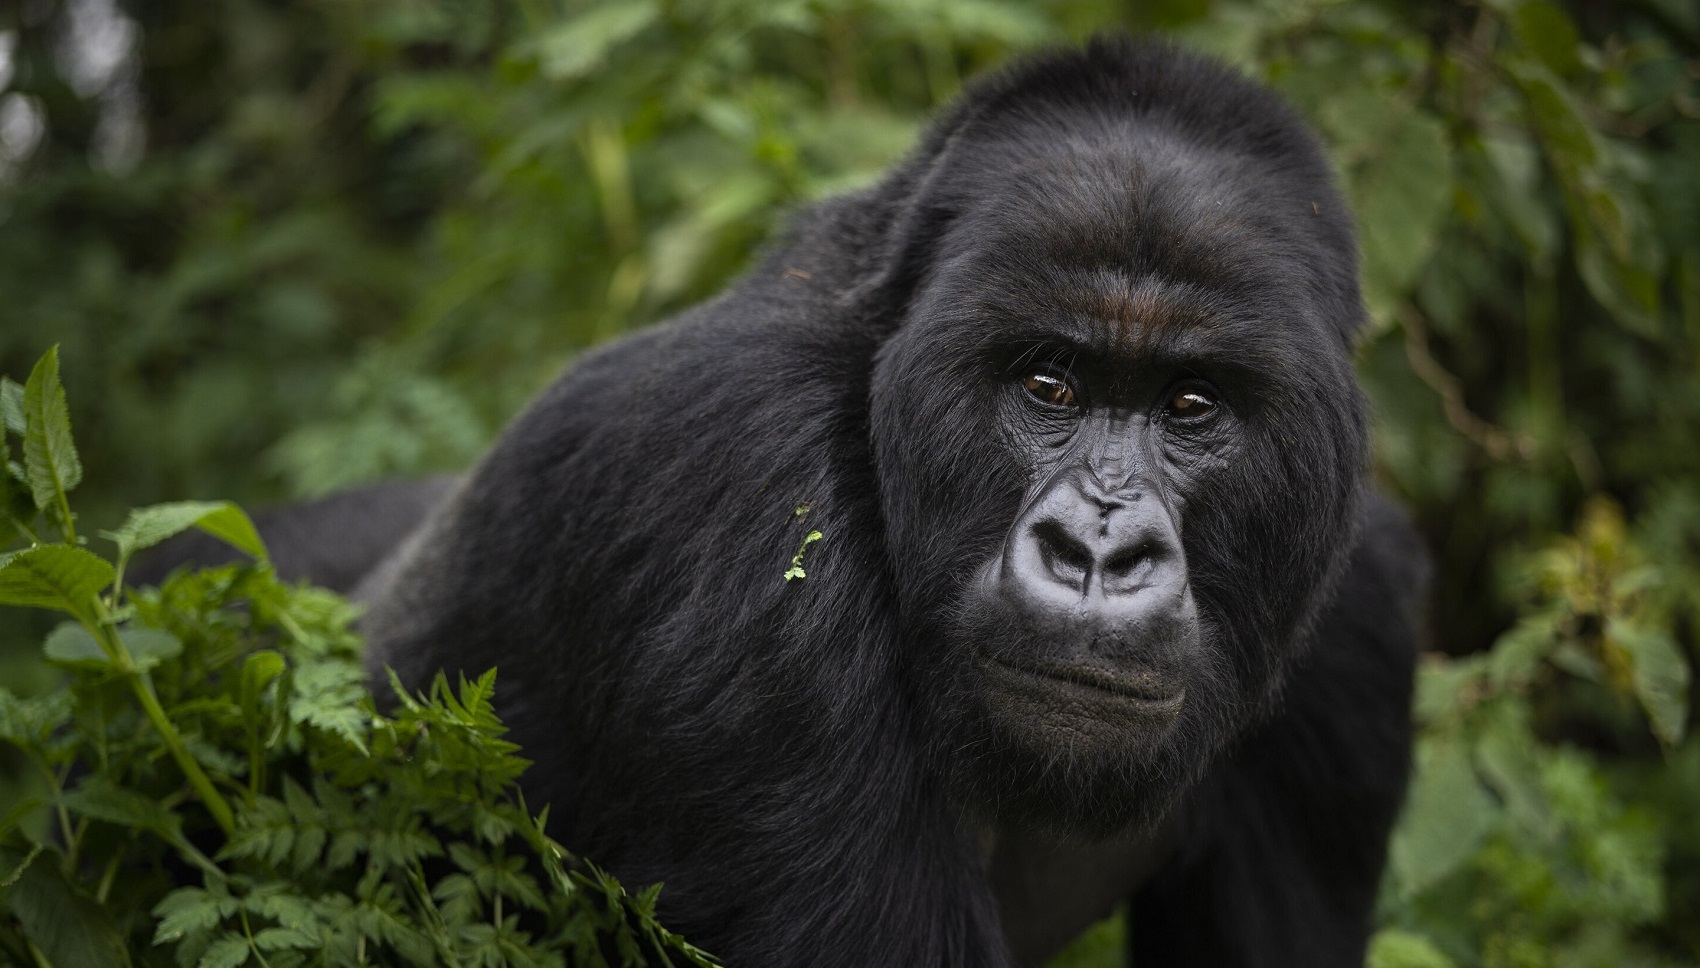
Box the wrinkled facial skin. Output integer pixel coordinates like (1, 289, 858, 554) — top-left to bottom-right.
(970, 359, 1228, 759)
(870, 127, 1367, 837)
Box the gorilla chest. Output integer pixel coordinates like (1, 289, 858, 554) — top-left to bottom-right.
(986, 820, 1176, 966)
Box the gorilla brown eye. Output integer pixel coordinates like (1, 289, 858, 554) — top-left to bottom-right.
(1021, 372, 1078, 409)
(1167, 386, 1219, 421)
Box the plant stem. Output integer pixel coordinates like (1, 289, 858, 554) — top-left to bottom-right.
(54, 488, 76, 546)
(87, 600, 236, 836)
(125, 659, 236, 836)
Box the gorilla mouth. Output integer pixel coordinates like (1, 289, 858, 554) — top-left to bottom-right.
(983, 654, 1186, 714)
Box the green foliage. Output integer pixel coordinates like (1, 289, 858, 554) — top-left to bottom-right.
(0, 350, 716, 967)
(2, 0, 1698, 964)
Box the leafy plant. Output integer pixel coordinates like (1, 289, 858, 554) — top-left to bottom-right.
(0, 347, 716, 967)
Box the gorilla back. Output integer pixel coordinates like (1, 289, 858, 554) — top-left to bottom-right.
(362, 38, 1422, 968)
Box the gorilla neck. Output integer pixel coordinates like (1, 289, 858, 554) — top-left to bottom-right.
(984, 815, 1180, 966)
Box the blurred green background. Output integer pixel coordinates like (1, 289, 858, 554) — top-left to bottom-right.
(1, 0, 1696, 964)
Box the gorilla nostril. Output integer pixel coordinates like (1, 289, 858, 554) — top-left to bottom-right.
(1032, 519, 1093, 580)
(1102, 544, 1147, 579)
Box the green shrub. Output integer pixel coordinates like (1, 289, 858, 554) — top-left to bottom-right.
(0, 347, 716, 967)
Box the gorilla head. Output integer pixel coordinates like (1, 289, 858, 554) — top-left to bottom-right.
(868, 53, 1368, 835)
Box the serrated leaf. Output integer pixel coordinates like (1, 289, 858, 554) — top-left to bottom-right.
(20, 346, 83, 513)
(198, 934, 252, 968)
(0, 844, 45, 890)
(1507, 0, 1583, 78)
(240, 650, 287, 719)
(0, 844, 132, 967)
(1507, 58, 1597, 171)
(62, 775, 186, 840)
(1367, 929, 1457, 968)
(0, 545, 115, 624)
(105, 500, 269, 565)
(43, 622, 182, 671)
(1388, 736, 1498, 897)
(252, 927, 317, 951)
(1340, 103, 1452, 324)
(153, 887, 225, 944)
(289, 660, 369, 753)
(533, 0, 659, 80)
(1607, 617, 1690, 745)
(0, 376, 24, 435)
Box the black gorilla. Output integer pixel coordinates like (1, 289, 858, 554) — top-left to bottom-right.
(158, 38, 1426, 967)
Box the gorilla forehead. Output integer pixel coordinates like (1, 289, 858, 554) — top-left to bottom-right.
(914, 123, 1352, 367)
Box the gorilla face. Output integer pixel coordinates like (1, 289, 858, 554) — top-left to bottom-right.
(871, 121, 1368, 835)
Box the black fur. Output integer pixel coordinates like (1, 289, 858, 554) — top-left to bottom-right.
(127, 476, 456, 593)
(258, 39, 1414, 967)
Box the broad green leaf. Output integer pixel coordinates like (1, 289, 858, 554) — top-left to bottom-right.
(1479, 132, 1560, 265)
(42, 622, 183, 671)
(1606, 617, 1690, 745)
(533, 1, 660, 81)
(19, 346, 82, 513)
(198, 935, 252, 968)
(1575, 218, 1663, 336)
(0, 844, 44, 890)
(1474, 705, 1556, 838)
(1486, 609, 1561, 688)
(240, 650, 287, 721)
(0, 377, 23, 435)
(0, 686, 73, 746)
(1388, 736, 1498, 897)
(0, 545, 115, 625)
(152, 887, 224, 944)
(1412, 654, 1489, 726)
(62, 775, 186, 840)
(1505, 0, 1583, 77)
(1367, 929, 1457, 968)
(1041, 909, 1126, 968)
(1322, 94, 1451, 325)
(0, 845, 132, 968)
(1507, 59, 1598, 173)
(104, 500, 269, 565)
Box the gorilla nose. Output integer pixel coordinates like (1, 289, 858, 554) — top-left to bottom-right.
(1029, 516, 1161, 596)
(1002, 484, 1187, 608)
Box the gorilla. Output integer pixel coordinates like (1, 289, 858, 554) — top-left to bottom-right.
(144, 37, 1426, 967)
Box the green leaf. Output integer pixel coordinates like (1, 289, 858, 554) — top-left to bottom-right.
(1388, 736, 1498, 897)
(61, 775, 186, 840)
(0, 844, 44, 890)
(0, 845, 132, 968)
(1607, 617, 1690, 745)
(198, 934, 252, 968)
(289, 660, 369, 753)
(240, 650, 287, 718)
(42, 622, 183, 671)
(0, 376, 23, 435)
(152, 887, 225, 944)
(533, 1, 660, 81)
(19, 345, 83, 513)
(784, 529, 823, 582)
(1505, 0, 1583, 78)
(1320, 93, 1452, 326)
(0, 545, 115, 624)
(104, 500, 269, 565)
(1367, 929, 1458, 968)
(1479, 132, 1560, 266)
(1507, 59, 1598, 173)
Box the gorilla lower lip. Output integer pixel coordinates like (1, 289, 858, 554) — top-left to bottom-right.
(986, 655, 1185, 711)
